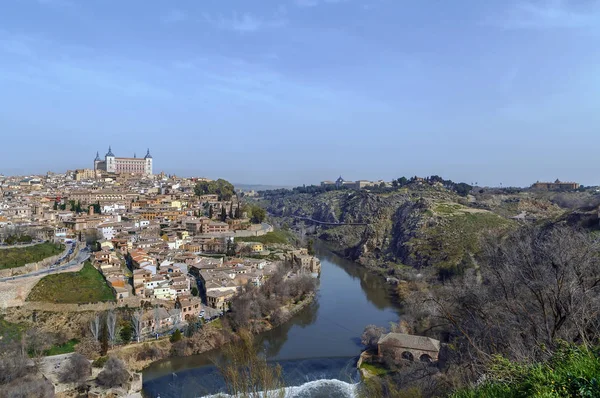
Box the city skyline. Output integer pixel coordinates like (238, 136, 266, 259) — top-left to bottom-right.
(2, 0, 600, 186)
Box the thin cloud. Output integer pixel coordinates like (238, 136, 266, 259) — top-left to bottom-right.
(0, 33, 172, 100)
(161, 9, 187, 24)
(486, 0, 599, 30)
(202, 12, 287, 33)
(294, 0, 349, 7)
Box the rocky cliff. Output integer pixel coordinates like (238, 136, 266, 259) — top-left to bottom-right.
(266, 187, 515, 277)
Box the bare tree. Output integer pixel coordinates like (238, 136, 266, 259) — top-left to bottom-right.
(89, 314, 100, 341)
(153, 306, 161, 334)
(131, 310, 143, 343)
(97, 357, 129, 388)
(0, 350, 32, 384)
(361, 325, 386, 352)
(217, 330, 285, 398)
(417, 225, 600, 379)
(59, 353, 91, 385)
(106, 310, 117, 348)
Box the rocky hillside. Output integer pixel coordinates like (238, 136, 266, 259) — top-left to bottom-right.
(265, 186, 529, 278)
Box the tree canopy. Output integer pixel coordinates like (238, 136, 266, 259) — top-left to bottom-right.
(194, 179, 235, 201)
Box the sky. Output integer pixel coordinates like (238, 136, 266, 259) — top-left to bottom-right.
(1, 0, 599, 187)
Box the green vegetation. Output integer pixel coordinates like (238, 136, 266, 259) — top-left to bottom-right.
(360, 362, 388, 376)
(0, 242, 64, 270)
(27, 261, 115, 303)
(170, 329, 182, 343)
(92, 356, 109, 368)
(412, 205, 514, 278)
(243, 203, 267, 223)
(194, 179, 235, 201)
(235, 230, 293, 245)
(3, 234, 33, 245)
(0, 316, 25, 350)
(44, 339, 79, 356)
(453, 345, 600, 398)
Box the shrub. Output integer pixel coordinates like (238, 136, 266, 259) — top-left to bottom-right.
(169, 329, 182, 343)
(96, 357, 129, 387)
(58, 353, 91, 385)
(92, 356, 108, 368)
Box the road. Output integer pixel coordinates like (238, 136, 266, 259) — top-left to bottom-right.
(0, 247, 90, 282)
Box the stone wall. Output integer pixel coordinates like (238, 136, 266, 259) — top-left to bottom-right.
(0, 243, 80, 278)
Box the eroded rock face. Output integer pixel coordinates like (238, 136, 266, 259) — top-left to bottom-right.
(266, 188, 516, 274)
(267, 191, 432, 267)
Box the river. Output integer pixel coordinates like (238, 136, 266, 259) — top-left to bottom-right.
(142, 244, 401, 397)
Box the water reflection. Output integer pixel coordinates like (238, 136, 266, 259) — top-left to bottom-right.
(143, 244, 400, 391)
(313, 244, 395, 311)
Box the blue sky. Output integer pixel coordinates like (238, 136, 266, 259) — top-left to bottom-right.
(1, 0, 599, 186)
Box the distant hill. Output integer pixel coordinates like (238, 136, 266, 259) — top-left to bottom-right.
(234, 183, 293, 192)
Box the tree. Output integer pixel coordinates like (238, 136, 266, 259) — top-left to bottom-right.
(307, 239, 315, 256)
(194, 179, 235, 201)
(106, 310, 117, 348)
(119, 323, 133, 344)
(59, 353, 91, 385)
(191, 286, 199, 297)
(184, 322, 197, 338)
(220, 206, 227, 222)
(397, 177, 408, 186)
(209, 205, 214, 219)
(250, 206, 266, 224)
(97, 357, 129, 388)
(217, 330, 284, 397)
(235, 203, 241, 219)
(89, 314, 100, 341)
(170, 329, 182, 343)
(229, 202, 234, 219)
(361, 325, 386, 352)
(100, 321, 109, 356)
(419, 225, 600, 376)
(131, 311, 143, 343)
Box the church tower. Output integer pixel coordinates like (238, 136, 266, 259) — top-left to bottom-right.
(94, 151, 101, 171)
(144, 148, 153, 175)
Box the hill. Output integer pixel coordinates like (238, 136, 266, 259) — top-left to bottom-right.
(264, 184, 576, 278)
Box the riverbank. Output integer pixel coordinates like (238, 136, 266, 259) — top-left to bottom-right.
(142, 244, 402, 397)
(114, 292, 316, 372)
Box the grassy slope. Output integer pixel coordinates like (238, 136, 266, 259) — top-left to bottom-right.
(27, 261, 115, 303)
(235, 230, 293, 245)
(410, 203, 515, 273)
(453, 345, 600, 397)
(44, 339, 79, 356)
(0, 316, 25, 350)
(0, 242, 64, 270)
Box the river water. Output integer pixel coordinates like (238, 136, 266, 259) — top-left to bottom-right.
(142, 244, 401, 397)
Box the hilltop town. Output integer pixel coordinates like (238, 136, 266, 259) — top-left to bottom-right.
(0, 153, 321, 397)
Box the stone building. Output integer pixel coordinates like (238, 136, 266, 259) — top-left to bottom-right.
(94, 146, 153, 175)
(377, 333, 440, 362)
(531, 179, 580, 191)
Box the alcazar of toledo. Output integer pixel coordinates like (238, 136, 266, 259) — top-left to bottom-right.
(94, 146, 153, 175)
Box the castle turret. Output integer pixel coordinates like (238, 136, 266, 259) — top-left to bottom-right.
(105, 146, 116, 173)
